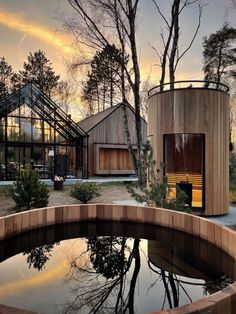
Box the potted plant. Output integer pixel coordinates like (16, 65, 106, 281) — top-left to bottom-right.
(53, 175, 64, 190)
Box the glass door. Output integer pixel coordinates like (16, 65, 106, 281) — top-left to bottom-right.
(164, 134, 204, 210)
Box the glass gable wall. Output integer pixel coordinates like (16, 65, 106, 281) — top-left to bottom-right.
(0, 84, 88, 180)
(164, 134, 204, 210)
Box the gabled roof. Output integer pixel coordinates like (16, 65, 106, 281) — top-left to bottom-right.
(78, 103, 147, 133)
(78, 104, 120, 132)
(0, 83, 88, 139)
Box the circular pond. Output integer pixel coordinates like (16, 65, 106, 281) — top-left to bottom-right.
(0, 220, 234, 314)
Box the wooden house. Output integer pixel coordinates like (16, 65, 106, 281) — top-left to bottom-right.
(78, 104, 147, 176)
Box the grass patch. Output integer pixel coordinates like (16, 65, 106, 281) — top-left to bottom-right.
(98, 181, 139, 189)
(229, 177, 236, 203)
(230, 190, 236, 203)
(0, 186, 11, 198)
(98, 181, 127, 187)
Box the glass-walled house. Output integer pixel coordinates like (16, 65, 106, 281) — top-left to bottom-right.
(0, 83, 88, 180)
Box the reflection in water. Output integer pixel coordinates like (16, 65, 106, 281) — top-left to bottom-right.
(23, 243, 59, 271)
(0, 221, 234, 314)
(62, 237, 141, 313)
(204, 274, 233, 295)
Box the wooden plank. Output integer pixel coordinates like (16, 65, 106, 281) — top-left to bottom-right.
(87, 105, 147, 175)
(95, 144, 137, 174)
(148, 88, 229, 215)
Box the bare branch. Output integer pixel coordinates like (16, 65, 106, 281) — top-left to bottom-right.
(152, 0, 171, 28)
(174, 2, 203, 72)
(149, 42, 162, 59)
(68, 0, 110, 47)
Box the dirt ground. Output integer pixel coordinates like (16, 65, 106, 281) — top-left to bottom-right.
(0, 183, 134, 217)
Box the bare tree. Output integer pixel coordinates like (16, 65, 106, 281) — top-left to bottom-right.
(140, 68, 154, 120)
(65, 0, 146, 185)
(151, 0, 203, 89)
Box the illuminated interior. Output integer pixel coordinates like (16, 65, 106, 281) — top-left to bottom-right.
(0, 84, 87, 180)
(164, 134, 204, 210)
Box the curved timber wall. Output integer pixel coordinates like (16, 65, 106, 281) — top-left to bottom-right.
(148, 88, 230, 215)
(0, 205, 236, 313)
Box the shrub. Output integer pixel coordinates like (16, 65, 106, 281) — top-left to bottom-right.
(71, 181, 100, 203)
(128, 142, 189, 212)
(230, 155, 236, 186)
(11, 168, 49, 210)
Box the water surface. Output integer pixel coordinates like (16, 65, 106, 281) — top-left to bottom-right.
(0, 221, 234, 313)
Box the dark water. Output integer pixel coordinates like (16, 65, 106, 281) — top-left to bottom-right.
(0, 221, 234, 314)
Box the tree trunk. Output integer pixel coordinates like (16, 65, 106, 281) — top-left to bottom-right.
(169, 0, 180, 89)
(216, 43, 224, 86)
(127, 238, 140, 313)
(110, 66, 113, 107)
(159, 2, 175, 91)
(161, 269, 173, 308)
(127, 0, 145, 186)
(169, 273, 179, 307)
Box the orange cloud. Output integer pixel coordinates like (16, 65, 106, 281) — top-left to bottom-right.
(0, 260, 68, 298)
(0, 239, 88, 299)
(0, 9, 74, 55)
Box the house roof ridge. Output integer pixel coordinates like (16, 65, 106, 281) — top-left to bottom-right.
(77, 103, 122, 132)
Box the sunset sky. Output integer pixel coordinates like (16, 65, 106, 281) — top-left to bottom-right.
(0, 0, 236, 85)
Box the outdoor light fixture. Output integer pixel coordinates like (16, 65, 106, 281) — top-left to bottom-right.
(48, 150, 54, 157)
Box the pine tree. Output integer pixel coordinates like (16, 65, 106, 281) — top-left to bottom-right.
(81, 74, 99, 115)
(20, 50, 60, 97)
(0, 57, 14, 101)
(10, 72, 23, 92)
(203, 24, 236, 83)
(11, 168, 49, 210)
(82, 44, 125, 114)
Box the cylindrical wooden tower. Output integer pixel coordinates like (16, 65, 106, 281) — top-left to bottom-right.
(147, 81, 229, 216)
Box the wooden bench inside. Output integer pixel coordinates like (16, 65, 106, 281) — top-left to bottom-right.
(167, 173, 202, 189)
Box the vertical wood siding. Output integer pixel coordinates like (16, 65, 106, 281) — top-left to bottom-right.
(88, 106, 147, 175)
(148, 89, 229, 216)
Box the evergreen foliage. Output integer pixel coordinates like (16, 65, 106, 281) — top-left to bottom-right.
(0, 57, 15, 101)
(87, 236, 127, 279)
(11, 168, 49, 210)
(128, 143, 189, 212)
(20, 50, 60, 96)
(82, 44, 126, 115)
(71, 181, 100, 203)
(203, 23, 236, 83)
(23, 244, 58, 271)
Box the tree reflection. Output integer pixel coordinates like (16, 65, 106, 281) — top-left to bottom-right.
(87, 236, 128, 279)
(61, 236, 141, 314)
(23, 243, 59, 271)
(21, 233, 233, 313)
(147, 261, 188, 310)
(204, 274, 233, 295)
(148, 261, 233, 311)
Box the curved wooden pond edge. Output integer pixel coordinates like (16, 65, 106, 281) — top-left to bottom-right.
(0, 204, 236, 314)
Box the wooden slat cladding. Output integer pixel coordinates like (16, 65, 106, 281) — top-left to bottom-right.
(88, 105, 147, 176)
(94, 143, 136, 175)
(2, 205, 236, 314)
(99, 148, 134, 171)
(148, 89, 229, 216)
